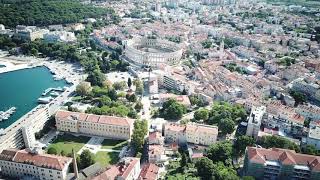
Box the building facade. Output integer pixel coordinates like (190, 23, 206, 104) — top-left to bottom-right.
(55, 110, 134, 140)
(246, 106, 266, 139)
(0, 149, 72, 180)
(243, 147, 320, 180)
(124, 37, 183, 68)
(164, 123, 218, 146)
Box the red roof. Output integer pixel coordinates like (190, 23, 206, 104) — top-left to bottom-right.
(92, 158, 140, 180)
(139, 163, 159, 180)
(55, 110, 134, 127)
(247, 147, 320, 171)
(0, 149, 71, 171)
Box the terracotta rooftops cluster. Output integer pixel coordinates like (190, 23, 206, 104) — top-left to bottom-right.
(247, 147, 320, 171)
(0, 149, 71, 171)
(55, 110, 134, 127)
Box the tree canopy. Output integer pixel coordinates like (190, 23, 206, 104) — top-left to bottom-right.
(160, 99, 187, 120)
(207, 141, 233, 166)
(258, 135, 301, 153)
(131, 119, 148, 154)
(0, 0, 119, 28)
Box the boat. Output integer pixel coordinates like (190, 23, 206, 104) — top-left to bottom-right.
(50, 91, 60, 97)
(38, 97, 53, 104)
(42, 88, 53, 96)
(0, 107, 16, 121)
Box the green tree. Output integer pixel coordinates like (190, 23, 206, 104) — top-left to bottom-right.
(194, 108, 209, 121)
(47, 147, 58, 155)
(113, 81, 128, 90)
(87, 68, 106, 87)
(132, 119, 148, 153)
(302, 145, 318, 155)
(213, 162, 239, 180)
(233, 135, 255, 156)
(134, 79, 144, 95)
(218, 118, 235, 135)
(127, 94, 137, 102)
(195, 157, 215, 180)
(290, 90, 307, 106)
(242, 176, 255, 180)
(76, 81, 92, 97)
(207, 141, 233, 165)
(161, 99, 187, 120)
(79, 150, 95, 169)
(60, 150, 66, 156)
(128, 77, 132, 89)
(258, 135, 300, 152)
(134, 101, 143, 112)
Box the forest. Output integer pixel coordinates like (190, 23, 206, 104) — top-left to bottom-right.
(0, 0, 116, 28)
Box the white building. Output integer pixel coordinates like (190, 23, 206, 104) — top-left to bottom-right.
(306, 121, 320, 150)
(246, 106, 266, 139)
(22, 125, 36, 149)
(164, 122, 218, 146)
(55, 110, 134, 140)
(15, 25, 49, 41)
(0, 149, 72, 180)
(44, 31, 77, 43)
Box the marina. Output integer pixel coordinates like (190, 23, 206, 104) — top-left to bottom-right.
(0, 66, 68, 129)
(0, 107, 16, 121)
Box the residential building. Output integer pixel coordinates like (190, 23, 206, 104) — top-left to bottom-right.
(22, 125, 36, 149)
(246, 106, 266, 139)
(44, 31, 77, 43)
(164, 123, 218, 146)
(15, 25, 49, 41)
(243, 147, 320, 180)
(148, 132, 164, 145)
(55, 110, 134, 140)
(148, 145, 166, 163)
(138, 163, 160, 180)
(0, 149, 72, 180)
(92, 157, 141, 180)
(306, 121, 320, 150)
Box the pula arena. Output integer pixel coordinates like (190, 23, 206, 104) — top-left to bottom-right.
(124, 37, 183, 67)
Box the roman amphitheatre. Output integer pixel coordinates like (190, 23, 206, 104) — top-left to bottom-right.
(124, 37, 183, 67)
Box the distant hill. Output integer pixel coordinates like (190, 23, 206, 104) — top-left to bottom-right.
(0, 0, 115, 28)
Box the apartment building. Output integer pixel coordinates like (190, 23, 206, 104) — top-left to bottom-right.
(243, 147, 320, 180)
(15, 25, 49, 41)
(164, 123, 218, 146)
(246, 106, 266, 139)
(92, 157, 141, 180)
(306, 121, 320, 150)
(55, 110, 134, 140)
(0, 149, 72, 180)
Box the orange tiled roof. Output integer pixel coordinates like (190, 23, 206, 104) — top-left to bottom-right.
(247, 147, 320, 171)
(55, 110, 134, 127)
(0, 149, 71, 171)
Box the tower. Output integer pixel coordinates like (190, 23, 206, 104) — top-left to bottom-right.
(72, 149, 79, 179)
(219, 39, 224, 60)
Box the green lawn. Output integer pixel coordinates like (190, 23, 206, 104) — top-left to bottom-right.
(46, 133, 90, 155)
(101, 139, 128, 150)
(95, 152, 119, 167)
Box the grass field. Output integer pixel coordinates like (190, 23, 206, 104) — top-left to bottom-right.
(95, 151, 119, 167)
(46, 133, 90, 155)
(101, 139, 128, 150)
